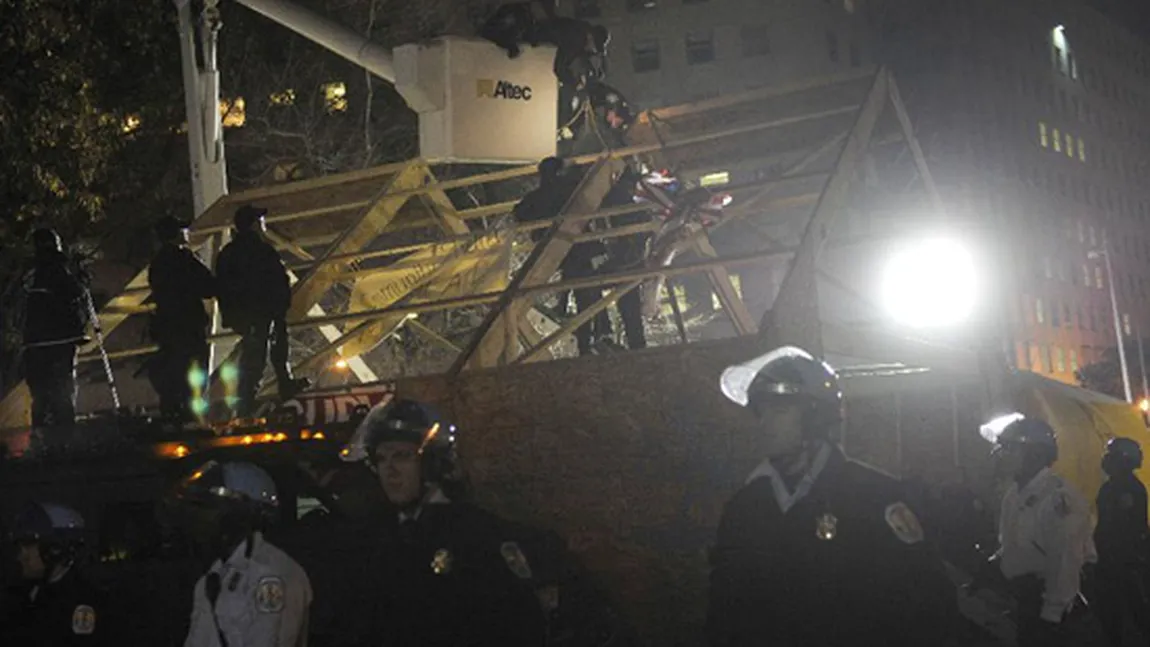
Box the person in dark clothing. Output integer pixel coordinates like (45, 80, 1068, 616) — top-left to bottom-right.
(214, 205, 308, 417)
(598, 168, 648, 350)
(22, 228, 89, 427)
(336, 399, 548, 647)
(513, 158, 611, 355)
(537, 17, 610, 88)
(707, 346, 956, 647)
(1094, 437, 1150, 646)
(478, 0, 557, 58)
(1, 501, 108, 645)
(147, 217, 216, 422)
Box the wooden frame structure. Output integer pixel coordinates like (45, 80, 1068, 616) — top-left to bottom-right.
(0, 67, 983, 422)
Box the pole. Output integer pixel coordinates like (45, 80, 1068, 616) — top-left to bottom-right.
(175, 0, 228, 218)
(1102, 246, 1133, 402)
(1137, 322, 1148, 403)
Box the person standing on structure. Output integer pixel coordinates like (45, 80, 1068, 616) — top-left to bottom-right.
(21, 228, 90, 427)
(1093, 437, 1150, 645)
(979, 413, 1094, 647)
(148, 216, 217, 422)
(178, 460, 312, 647)
(215, 205, 308, 417)
(706, 345, 955, 647)
(478, 0, 557, 59)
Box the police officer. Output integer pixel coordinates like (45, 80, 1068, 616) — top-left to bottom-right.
(215, 205, 309, 417)
(478, 0, 557, 59)
(598, 169, 648, 351)
(1093, 437, 1150, 645)
(22, 228, 90, 427)
(536, 17, 610, 89)
(338, 398, 547, 646)
(514, 158, 611, 355)
(148, 216, 217, 422)
(980, 413, 1094, 647)
(1, 501, 106, 645)
(706, 346, 955, 647)
(177, 460, 312, 647)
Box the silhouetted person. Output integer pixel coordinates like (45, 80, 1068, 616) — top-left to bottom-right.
(537, 17, 609, 88)
(479, 0, 557, 58)
(1094, 437, 1150, 646)
(215, 205, 308, 417)
(599, 169, 648, 350)
(22, 229, 88, 427)
(147, 217, 216, 422)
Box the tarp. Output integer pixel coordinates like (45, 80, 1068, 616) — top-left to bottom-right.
(1011, 371, 1150, 516)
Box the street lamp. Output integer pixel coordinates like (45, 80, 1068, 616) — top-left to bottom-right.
(881, 237, 978, 328)
(1088, 246, 1133, 402)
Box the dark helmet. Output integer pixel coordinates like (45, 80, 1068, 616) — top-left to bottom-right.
(234, 204, 268, 231)
(31, 228, 62, 255)
(721, 346, 844, 432)
(980, 413, 1058, 465)
(537, 156, 565, 180)
(1104, 437, 1143, 473)
(342, 398, 458, 482)
(155, 216, 191, 243)
(174, 460, 279, 520)
(10, 501, 85, 569)
(590, 25, 610, 52)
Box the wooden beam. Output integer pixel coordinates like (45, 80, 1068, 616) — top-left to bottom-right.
(693, 237, 758, 336)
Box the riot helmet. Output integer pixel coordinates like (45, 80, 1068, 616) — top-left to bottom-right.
(32, 228, 62, 256)
(1103, 437, 1143, 475)
(155, 216, 191, 244)
(234, 204, 268, 232)
(590, 25, 610, 53)
(537, 157, 565, 183)
(10, 501, 85, 575)
(175, 460, 279, 520)
(980, 413, 1058, 466)
(721, 346, 844, 436)
(342, 398, 458, 484)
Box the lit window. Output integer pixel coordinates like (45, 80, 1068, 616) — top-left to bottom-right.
(1065, 133, 1074, 157)
(270, 89, 297, 106)
(1042, 346, 1053, 373)
(1054, 347, 1065, 373)
(685, 31, 715, 65)
(1053, 128, 1062, 152)
(1070, 349, 1079, 373)
(1095, 266, 1104, 289)
(1078, 220, 1085, 243)
(322, 82, 347, 112)
(220, 97, 246, 127)
(1078, 137, 1086, 162)
(1124, 313, 1133, 336)
(699, 171, 730, 187)
(626, 0, 657, 11)
(1036, 298, 1045, 324)
(1083, 264, 1091, 287)
(122, 114, 142, 134)
(1039, 121, 1048, 147)
(631, 39, 661, 73)
(1089, 225, 1097, 246)
(741, 24, 771, 57)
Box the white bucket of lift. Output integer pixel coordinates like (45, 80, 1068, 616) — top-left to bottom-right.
(395, 36, 558, 164)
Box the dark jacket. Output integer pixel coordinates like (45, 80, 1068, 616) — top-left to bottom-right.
(215, 230, 291, 328)
(349, 502, 547, 647)
(0, 568, 109, 645)
(22, 251, 88, 347)
(706, 447, 956, 647)
(148, 244, 216, 336)
(1095, 473, 1149, 567)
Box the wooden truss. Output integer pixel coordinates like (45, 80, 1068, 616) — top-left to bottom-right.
(0, 66, 970, 422)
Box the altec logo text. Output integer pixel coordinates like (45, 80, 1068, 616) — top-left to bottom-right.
(476, 79, 533, 101)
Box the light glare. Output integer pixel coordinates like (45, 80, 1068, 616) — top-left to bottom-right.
(882, 238, 977, 327)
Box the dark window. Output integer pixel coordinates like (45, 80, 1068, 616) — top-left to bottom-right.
(686, 31, 715, 65)
(826, 30, 839, 63)
(741, 25, 771, 57)
(627, 0, 657, 11)
(849, 42, 861, 67)
(631, 39, 661, 72)
(574, 0, 602, 18)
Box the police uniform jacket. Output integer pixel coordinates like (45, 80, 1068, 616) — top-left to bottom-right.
(215, 231, 292, 328)
(1095, 472, 1149, 568)
(22, 250, 88, 347)
(364, 500, 547, 647)
(0, 566, 107, 645)
(706, 444, 955, 647)
(997, 467, 1094, 623)
(184, 532, 312, 647)
(148, 243, 217, 336)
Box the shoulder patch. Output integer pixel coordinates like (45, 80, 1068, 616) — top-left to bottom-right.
(884, 502, 925, 545)
(255, 576, 285, 613)
(501, 541, 534, 580)
(72, 605, 96, 635)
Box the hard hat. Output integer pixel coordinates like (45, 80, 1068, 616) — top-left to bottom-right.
(1105, 437, 1143, 471)
(234, 204, 268, 231)
(980, 413, 1058, 463)
(176, 460, 279, 511)
(154, 216, 191, 242)
(342, 398, 458, 479)
(721, 346, 842, 409)
(31, 228, 62, 254)
(10, 501, 85, 544)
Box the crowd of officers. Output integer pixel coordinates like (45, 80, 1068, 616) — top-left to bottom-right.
(5, 343, 1150, 645)
(16, 204, 309, 428)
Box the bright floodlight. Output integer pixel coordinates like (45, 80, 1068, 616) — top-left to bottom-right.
(882, 237, 977, 327)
